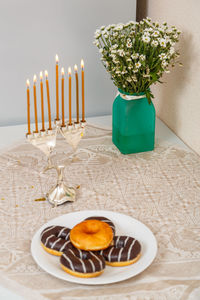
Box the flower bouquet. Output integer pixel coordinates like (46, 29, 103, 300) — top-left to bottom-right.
(94, 18, 181, 154)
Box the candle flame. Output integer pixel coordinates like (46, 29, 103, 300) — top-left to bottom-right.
(26, 79, 30, 87)
(61, 67, 64, 76)
(81, 59, 84, 69)
(33, 75, 37, 83)
(40, 71, 43, 80)
(68, 67, 72, 75)
(55, 54, 59, 63)
(74, 64, 78, 72)
(44, 70, 48, 78)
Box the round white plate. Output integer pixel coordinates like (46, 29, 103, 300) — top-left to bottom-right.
(31, 210, 157, 285)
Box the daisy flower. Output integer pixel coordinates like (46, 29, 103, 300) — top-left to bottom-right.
(142, 35, 151, 43)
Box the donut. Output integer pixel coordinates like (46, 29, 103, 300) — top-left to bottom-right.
(40, 225, 72, 256)
(70, 219, 113, 251)
(60, 247, 105, 278)
(84, 216, 115, 235)
(100, 236, 141, 266)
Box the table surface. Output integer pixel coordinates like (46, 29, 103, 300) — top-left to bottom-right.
(0, 116, 195, 300)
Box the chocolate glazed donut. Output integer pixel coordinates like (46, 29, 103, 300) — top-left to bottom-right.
(60, 247, 106, 278)
(100, 236, 141, 266)
(40, 225, 72, 256)
(84, 216, 115, 235)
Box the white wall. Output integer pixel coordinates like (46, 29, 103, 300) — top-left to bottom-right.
(145, 0, 200, 155)
(0, 0, 136, 126)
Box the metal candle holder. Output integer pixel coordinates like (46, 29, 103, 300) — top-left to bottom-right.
(26, 120, 86, 206)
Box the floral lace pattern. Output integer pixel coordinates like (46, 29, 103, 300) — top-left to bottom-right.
(0, 125, 200, 300)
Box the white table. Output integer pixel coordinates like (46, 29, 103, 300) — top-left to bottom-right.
(0, 115, 191, 300)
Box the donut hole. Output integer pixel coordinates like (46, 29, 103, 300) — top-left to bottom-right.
(83, 221, 100, 234)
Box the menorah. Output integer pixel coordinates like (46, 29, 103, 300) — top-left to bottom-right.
(25, 55, 86, 206)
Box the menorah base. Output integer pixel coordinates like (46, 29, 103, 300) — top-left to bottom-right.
(46, 183, 76, 207)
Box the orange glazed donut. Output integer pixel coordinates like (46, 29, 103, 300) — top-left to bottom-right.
(70, 219, 113, 251)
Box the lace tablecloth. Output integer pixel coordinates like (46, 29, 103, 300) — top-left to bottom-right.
(0, 125, 200, 300)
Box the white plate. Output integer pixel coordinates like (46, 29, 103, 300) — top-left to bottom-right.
(31, 210, 157, 285)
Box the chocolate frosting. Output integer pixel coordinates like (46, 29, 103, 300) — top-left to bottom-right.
(60, 247, 105, 274)
(40, 225, 72, 252)
(84, 216, 115, 235)
(100, 236, 141, 262)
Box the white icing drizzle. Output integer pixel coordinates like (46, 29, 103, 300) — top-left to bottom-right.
(65, 232, 70, 240)
(44, 234, 54, 246)
(68, 249, 86, 273)
(41, 226, 55, 239)
(124, 236, 129, 247)
(127, 239, 136, 260)
(108, 247, 114, 262)
(60, 240, 70, 252)
(115, 236, 120, 246)
(89, 252, 103, 269)
(118, 247, 124, 262)
(88, 259, 95, 273)
(62, 253, 75, 271)
(51, 238, 61, 249)
(78, 248, 82, 259)
(57, 227, 66, 238)
(79, 257, 86, 273)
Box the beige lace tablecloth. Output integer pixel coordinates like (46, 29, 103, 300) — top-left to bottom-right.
(0, 125, 200, 300)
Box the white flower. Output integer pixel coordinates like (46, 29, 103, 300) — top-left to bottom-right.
(159, 53, 167, 60)
(127, 58, 132, 62)
(121, 70, 127, 74)
(106, 25, 111, 31)
(151, 40, 158, 47)
(142, 35, 150, 43)
(118, 49, 125, 57)
(161, 60, 168, 67)
(159, 38, 167, 47)
(115, 24, 124, 31)
(112, 44, 118, 49)
(127, 42, 132, 48)
(127, 38, 131, 43)
(99, 48, 103, 53)
(169, 47, 175, 55)
(144, 30, 150, 36)
(113, 32, 118, 37)
(132, 76, 137, 82)
(100, 26, 105, 31)
(111, 49, 117, 54)
(135, 61, 141, 68)
(116, 70, 121, 74)
(93, 40, 99, 47)
(131, 53, 139, 59)
(152, 30, 159, 37)
(128, 65, 133, 70)
(133, 69, 138, 73)
(94, 30, 101, 39)
(126, 77, 132, 82)
(139, 54, 146, 61)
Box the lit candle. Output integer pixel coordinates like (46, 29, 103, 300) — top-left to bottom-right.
(33, 75, 38, 133)
(26, 79, 31, 135)
(45, 70, 52, 130)
(74, 64, 79, 123)
(40, 71, 45, 131)
(55, 54, 59, 120)
(68, 67, 72, 125)
(61, 67, 65, 127)
(81, 59, 85, 122)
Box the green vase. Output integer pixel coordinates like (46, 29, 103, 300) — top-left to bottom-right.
(112, 89, 155, 154)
